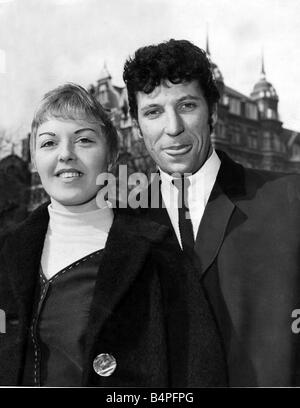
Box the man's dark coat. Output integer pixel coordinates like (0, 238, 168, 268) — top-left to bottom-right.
(0, 205, 227, 387)
(145, 151, 300, 387)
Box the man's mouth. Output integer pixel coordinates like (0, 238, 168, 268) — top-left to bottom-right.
(163, 144, 192, 156)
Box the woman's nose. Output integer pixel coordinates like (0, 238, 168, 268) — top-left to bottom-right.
(58, 143, 76, 162)
(165, 110, 184, 136)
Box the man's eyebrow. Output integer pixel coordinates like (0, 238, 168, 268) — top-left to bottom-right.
(74, 128, 97, 134)
(177, 95, 202, 102)
(140, 95, 202, 111)
(140, 103, 161, 111)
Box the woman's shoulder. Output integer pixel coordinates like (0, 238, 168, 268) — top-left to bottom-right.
(0, 202, 50, 251)
(0, 230, 9, 251)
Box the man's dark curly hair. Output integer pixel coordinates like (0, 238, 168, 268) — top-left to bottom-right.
(123, 39, 220, 129)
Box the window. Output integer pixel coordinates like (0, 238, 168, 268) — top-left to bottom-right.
(292, 144, 300, 157)
(273, 134, 281, 151)
(222, 95, 229, 106)
(248, 132, 258, 149)
(216, 122, 226, 139)
(263, 131, 271, 149)
(266, 108, 276, 119)
(99, 84, 109, 104)
(245, 103, 258, 120)
(229, 98, 241, 115)
(232, 133, 241, 144)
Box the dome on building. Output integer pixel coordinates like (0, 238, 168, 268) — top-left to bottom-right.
(98, 62, 111, 80)
(252, 78, 278, 99)
(251, 55, 278, 100)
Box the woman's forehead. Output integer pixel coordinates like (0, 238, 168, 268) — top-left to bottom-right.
(37, 117, 103, 134)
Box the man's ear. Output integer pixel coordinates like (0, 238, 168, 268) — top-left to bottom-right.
(211, 105, 218, 129)
(108, 151, 119, 172)
(133, 119, 143, 139)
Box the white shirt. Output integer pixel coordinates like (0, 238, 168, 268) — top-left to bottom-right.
(160, 149, 221, 248)
(41, 204, 114, 280)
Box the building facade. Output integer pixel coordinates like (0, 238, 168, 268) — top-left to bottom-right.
(4, 41, 300, 214)
(90, 42, 300, 176)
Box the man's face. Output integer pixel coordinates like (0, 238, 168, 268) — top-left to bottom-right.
(136, 80, 216, 175)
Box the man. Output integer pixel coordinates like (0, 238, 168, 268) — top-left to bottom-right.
(123, 39, 300, 386)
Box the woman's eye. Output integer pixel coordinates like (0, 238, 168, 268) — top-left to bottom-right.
(41, 140, 55, 148)
(77, 137, 93, 144)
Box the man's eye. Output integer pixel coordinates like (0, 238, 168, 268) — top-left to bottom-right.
(180, 102, 196, 111)
(144, 109, 161, 118)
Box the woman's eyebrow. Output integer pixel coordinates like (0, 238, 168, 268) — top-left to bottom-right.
(74, 128, 97, 134)
(38, 132, 56, 137)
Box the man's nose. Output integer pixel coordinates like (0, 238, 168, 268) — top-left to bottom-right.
(165, 110, 184, 136)
(58, 142, 76, 162)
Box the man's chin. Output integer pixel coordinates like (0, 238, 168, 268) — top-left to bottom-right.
(159, 163, 194, 176)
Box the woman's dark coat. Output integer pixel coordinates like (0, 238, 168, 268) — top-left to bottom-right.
(0, 203, 227, 387)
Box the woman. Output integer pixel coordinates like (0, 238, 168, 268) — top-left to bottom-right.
(0, 83, 224, 387)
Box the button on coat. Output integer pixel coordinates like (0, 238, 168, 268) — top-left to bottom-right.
(93, 353, 117, 377)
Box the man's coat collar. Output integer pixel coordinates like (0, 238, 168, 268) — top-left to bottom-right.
(146, 150, 247, 277)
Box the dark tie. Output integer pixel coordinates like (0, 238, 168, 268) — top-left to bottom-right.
(166, 177, 228, 386)
(173, 177, 195, 253)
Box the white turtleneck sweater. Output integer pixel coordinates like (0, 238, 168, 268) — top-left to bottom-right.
(41, 204, 114, 280)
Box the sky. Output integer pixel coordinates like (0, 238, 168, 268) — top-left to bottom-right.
(0, 0, 299, 150)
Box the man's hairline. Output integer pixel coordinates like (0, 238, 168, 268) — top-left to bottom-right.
(132, 78, 214, 118)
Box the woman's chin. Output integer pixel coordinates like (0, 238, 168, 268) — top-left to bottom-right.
(50, 196, 99, 212)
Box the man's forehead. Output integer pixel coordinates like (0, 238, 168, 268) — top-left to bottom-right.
(136, 79, 203, 104)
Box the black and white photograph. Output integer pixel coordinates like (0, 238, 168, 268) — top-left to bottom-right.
(0, 0, 299, 391)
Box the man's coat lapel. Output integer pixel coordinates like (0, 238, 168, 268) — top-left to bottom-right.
(194, 151, 246, 276)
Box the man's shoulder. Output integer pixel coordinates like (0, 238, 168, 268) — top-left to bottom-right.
(231, 164, 300, 221)
(244, 164, 298, 184)
(217, 150, 300, 201)
(242, 167, 300, 204)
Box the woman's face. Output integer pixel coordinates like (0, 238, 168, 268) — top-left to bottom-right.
(34, 117, 110, 211)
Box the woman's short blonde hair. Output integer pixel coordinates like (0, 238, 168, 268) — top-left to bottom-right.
(30, 83, 119, 165)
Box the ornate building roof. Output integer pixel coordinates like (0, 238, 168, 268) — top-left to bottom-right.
(251, 54, 278, 100)
(206, 33, 224, 84)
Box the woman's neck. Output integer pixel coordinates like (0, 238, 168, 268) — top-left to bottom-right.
(50, 197, 101, 214)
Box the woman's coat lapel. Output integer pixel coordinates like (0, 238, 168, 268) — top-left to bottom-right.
(0, 204, 169, 385)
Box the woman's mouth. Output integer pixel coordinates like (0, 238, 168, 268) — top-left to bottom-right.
(55, 170, 84, 182)
(58, 171, 83, 179)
